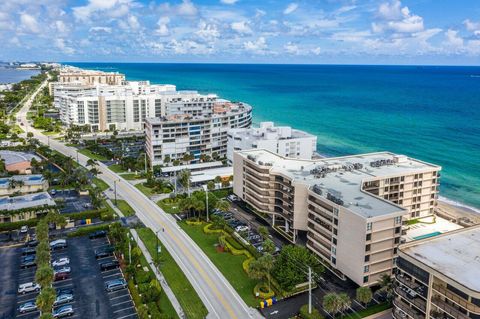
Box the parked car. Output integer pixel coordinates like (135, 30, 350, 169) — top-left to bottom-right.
(52, 257, 70, 267)
(54, 272, 69, 282)
(235, 225, 250, 233)
(18, 282, 41, 294)
(51, 242, 67, 251)
(56, 288, 74, 296)
(227, 194, 238, 202)
(95, 247, 114, 259)
(105, 278, 127, 292)
(223, 212, 234, 219)
(24, 240, 39, 247)
(89, 230, 107, 239)
(100, 260, 119, 271)
(20, 259, 36, 269)
(20, 226, 29, 233)
(18, 301, 37, 314)
(53, 293, 74, 306)
(54, 266, 71, 274)
(50, 189, 57, 196)
(21, 247, 37, 256)
(52, 305, 74, 318)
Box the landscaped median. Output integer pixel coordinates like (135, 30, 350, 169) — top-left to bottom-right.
(136, 227, 209, 319)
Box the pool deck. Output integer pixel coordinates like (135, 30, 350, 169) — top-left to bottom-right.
(405, 215, 463, 242)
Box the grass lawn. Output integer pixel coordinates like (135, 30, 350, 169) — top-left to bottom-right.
(211, 188, 232, 199)
(135, 183, 156, 197)
(108, 164, 126, 173)
(42, 130, 59, 136)
(341, 302, 391, 318)
(120, 173, 145, 180)
(115, 199, 135, 217)
(92, 178, 109, 191)
(13, 125, 24, 134)
(157, 200, 180, 214)
(78, 148, 109, 161)
(136, 228, 208, 319)
(179, 222, 259, 307)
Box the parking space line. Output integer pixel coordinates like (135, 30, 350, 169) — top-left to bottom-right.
(109, 294, 130, 300)
(107, 288, 128, 295)
(116, 314, 137, 319)
(17, 298, 36, 304)
(16, 310, 40, 318)
(111, 300, 132, 307)
(101, 268, 120, 274)
(103, 273, 122, 279)
(113, 305, 134, 313)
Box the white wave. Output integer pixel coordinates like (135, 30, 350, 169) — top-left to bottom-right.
(438, 196, 480, 215)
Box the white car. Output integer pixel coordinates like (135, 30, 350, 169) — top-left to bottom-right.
(18, 301, 37, 313)
(20, 226, 29, 233)
(52, 257, 70, 267)
(235, 225, 250, 232)
(50, 239, 67, 247)
(18, 282, 41, 294)
(54, 266, 71, 274)
(53, 293, 74, 306)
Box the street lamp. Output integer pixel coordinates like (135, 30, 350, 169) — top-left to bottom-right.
(203, 184, 209, 222)
(155, 229, 161, 264)
(113, 179, 120, 206)
(76, 149, 79, 163)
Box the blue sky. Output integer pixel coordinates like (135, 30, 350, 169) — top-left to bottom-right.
(1, 0, 480, 65)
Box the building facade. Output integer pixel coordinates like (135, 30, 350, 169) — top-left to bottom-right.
(145, 101, 252, 166)
(233, 149, 441, 286)
(226, 121, 317, 164)
(0, 175, 49, 196)
(394, 226, 480, 319)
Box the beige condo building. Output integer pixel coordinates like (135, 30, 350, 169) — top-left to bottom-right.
(394, 225, 480, 319)
(233, 149, 441, 286)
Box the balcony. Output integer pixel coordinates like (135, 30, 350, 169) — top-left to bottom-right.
(432, 283, 480, 314)
(393, 298, 424, 319)
(394, 287, 426, 312)
(431, 297, 470, 319)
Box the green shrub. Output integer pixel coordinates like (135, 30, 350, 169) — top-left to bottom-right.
(254, 282, 275, 299)
(137, 304, 149, 319)
(299, 304, 324, 319)
(65, 209, 103, 221)
(128, 280, 142, 307)
(67, 224, 112, 237)
(135, 270, 154, 285)
(100, 211, 115, 221)
(147, 302, 162, 318)
(0, 218, 39, 232)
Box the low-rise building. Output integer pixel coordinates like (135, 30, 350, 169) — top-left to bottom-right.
(394, 225, 480, 319)
(227, 121, 317, 164)
(145, 101, 252, 166)
(0, 150, 42, 174)
(0, 192, 56, 223)
(233, 149, 441, 286)
(0, 175, 49, 196)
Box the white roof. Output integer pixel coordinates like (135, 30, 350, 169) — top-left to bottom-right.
(237, 149, 440, 218)
(190, 167, 233, 183)
(401, 226, 480, 292)
(0, 175, 46, 189)
(161, 161, 224, 173)
(0, 150, 41, 166)
(0, 192, 56, 211)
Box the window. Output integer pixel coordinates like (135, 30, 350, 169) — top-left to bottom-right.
(394, 216, 402, 224)
(366, 222, 372, 231)
(363, 276, 369, 283)
(334, 218, 338, 226)
(331, 247, 336, 255)
(365, 255, 370, 262)
(332, 238, 337, 245)
(331, 257, 336, 265)
(395, 227, 401, 234)
(365, 244, 371, 252)
(394, 237, 400, 244)
(333, 229, 338, 236)
(333, 207, 339, 216)
(364, 265, 369, 273)
(366, 234, 371, 241)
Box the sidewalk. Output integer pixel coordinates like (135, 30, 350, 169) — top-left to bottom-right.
(130, 228, 185, 319)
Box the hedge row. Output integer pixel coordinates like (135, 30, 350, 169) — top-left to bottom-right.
(0, 218, 39, 232)
(67, 223, 113, 237)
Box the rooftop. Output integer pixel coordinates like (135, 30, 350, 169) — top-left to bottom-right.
(400, 226, 480, 292)
(0, 192, 56, 212)
(229, 121, 315, 141)
(161, 161, 224, 173)
(0, 150, 41, 166)
(0, 175, 46, 188)
(237, 149, 441, 219)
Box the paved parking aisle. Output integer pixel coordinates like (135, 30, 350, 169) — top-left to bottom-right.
(0, 246, 21, 319)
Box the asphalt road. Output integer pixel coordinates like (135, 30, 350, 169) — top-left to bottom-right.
(18, 77, 260, 319)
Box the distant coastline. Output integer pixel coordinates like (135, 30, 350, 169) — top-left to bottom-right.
(0, 67, 40, 84)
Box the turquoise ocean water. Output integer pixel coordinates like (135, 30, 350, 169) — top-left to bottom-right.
(68, 63, 480, 211)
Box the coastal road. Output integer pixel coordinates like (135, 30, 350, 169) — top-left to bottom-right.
(17, 78, 262, 319)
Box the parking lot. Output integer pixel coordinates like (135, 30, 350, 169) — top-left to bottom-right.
(52, 190, 93, 214)
(0, 235, 137, 319)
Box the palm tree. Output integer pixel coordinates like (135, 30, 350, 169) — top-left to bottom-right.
(89, 188, 103, 209)
(338, 293, 352, 314)
(35, 265, 54, 288)
(36, 287, 56, 314)
(356, 287, 373, 306)
(207, 180, 215, 190)
(323, 293, 341, 318)
(211, 214, 227, 230)
(378, 273, 394, 300)
(215, 199, 230, 212)
(258, 226, 269, 240)
(36, 249, 50, 267)
(248, 254, 274, 291)
(178, 169, 191, 197)
(262, 239, 275, 255)
(38, 313, 54, 319)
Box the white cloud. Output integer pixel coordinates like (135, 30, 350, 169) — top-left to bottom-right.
(196, 21, 220, 41)
(244, 37, 268, 54)
(20, 13, 40, 33)
(55, 20, 69, 34)
(283, 3, 298, 15)
(378, 0, 403, 20)
(311, 47, 321, 55)
(220, 0, 238, 4)
(155, 17, 170, 36)
(177, 0, 197, 16)
(118, 15, 140, 30)
(0, 12, 13, 30)
(231, 21, 252, 34)
(284, 42, 299, 55)
(9, 37, 21, 47)
(464, 19, 480, 36)
(72, 0, 135, 22)
(89, 26, 112, 33)
(55, 38, 75, 54)
(167, 39, 212, 55)
(445, 29, 463, 48)
(374, 0, 424, 34)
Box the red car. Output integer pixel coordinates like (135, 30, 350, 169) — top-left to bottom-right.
(54, 272, 69, 282)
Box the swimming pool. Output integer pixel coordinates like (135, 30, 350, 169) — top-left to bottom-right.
(413, 231, 442, 240)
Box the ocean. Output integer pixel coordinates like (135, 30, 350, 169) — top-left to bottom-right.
(0, 67, 40, 84)
(67, 63, 480, 211)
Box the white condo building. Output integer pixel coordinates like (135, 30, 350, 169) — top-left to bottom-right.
(53, 80, 222, 132)
(227, 121, 317, 164)
(145, 101, 252, 166)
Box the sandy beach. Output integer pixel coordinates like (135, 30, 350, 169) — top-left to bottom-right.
(436, 199, 480, 226)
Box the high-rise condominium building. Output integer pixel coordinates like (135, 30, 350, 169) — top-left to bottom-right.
(226, 121, 317, 164)
(145, 101, 252, 166)
(393, 226, 480, 319)
(53, 80, 220, 132)
(233, 149, 440, 286)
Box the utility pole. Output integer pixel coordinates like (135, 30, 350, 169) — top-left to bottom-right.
(308, 266, 312, 314)
(76, 150, 79, 163)
(204, 185, 209, 222)
(47, 136, 50, 147)
(173, 170, 177, 195)
(128, 236, 132, 264)
(156, 229, 159, 264)
(144, 153, 147, 174)
(114, 180, 118, 205)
